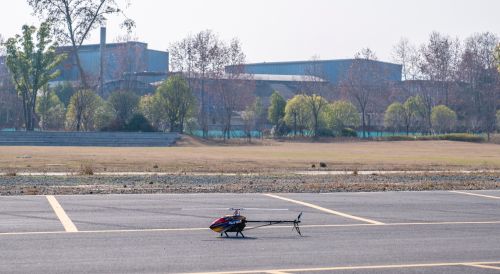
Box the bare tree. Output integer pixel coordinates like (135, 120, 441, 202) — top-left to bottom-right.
(300, 56, 332, 138)
(419, 32, 461, 105)
(28, 0, 134, 131)
(355, 48, 378, 60)
(170, 30, 226, 138)
(392, 37, 421, 80)
(0, 34, 5, 56)
(28, 0, 134, 88)
(213, 39, 255, 140)
(170, 31, 250, 139)
(241, 105, 256, 143)
(457, 32, 499, 136)
(342, 48, 388, 138)
(105, 35, 147, 94)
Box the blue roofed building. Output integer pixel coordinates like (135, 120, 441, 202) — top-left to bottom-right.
(54, 27, 169, 97)
(226, 59, 402, 85)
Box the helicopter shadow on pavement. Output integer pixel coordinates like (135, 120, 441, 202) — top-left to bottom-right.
(203, 235, 309, 242)
(201, 237, 258, 242)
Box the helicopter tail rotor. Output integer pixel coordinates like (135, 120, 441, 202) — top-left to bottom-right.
(293, 212, 303, 236)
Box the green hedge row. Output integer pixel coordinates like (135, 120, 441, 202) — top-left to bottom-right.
(375, 133, 485, 143)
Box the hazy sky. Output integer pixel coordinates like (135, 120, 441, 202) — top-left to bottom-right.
(1, 0, 499, 63)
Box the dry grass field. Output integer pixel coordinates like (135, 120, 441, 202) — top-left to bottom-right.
(1, 139, 499, 173)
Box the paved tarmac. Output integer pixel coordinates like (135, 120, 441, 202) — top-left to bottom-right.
(0, 190, 499, 273)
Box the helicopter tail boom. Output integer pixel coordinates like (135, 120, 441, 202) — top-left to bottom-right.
(245, 212, 302, 236)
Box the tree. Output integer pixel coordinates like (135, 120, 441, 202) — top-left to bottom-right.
(412, 93, 433, 134)
(355, 48, 378, 60)
(65, 89, 104, 131)
(419, 32, 461, 105)
(496, 44, 500, 73)
(252, 97, 265, 138)
(36, 88, 65, 130)
(401, 96, 420, 135)
(304, 94, 328, 138)
(170, 30, 231, 138)
(0, 89, 24, 130)
(497, 110, 500, 132)
(342, 48, 384, 138)
(327, 100, 360, 135)
(93, 101, 115, 130)
(431, 105, 457, 134)
(241, 104, 257, 143)
(268, 91, 286, 127)
(27, 0, 134, 88)
(212, 39, 255, 140)
(284, 95, 310, 136)
(392, 37, 421, 80)
(384, 96, 419, 135)
(214, 77, 255, 140)
(4, 23, 65, 131)
(52, 82, 76, 107)
(156, 76, 195, 133)
(28, 0, 135, 131)
(384, 102, 405, 133)
(458, 33, 499, 138)
(0, 34, 5, 55)
(108, 90, 139, 124)
(124, 113, 155, 132)
(139, 94, 165, 131)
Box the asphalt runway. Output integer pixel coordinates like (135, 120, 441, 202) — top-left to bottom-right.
(0, 190, 499, 273)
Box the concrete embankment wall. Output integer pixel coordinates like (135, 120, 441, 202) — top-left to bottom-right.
(0, 131, 180, 147)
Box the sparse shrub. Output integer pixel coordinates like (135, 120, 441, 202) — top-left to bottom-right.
(316, 128, 334, 137)
(375, 134, 483, 143)
(436, 133, 484, 143)
(341, 128, 357, 137)
(5, 170, 17, 176)
(319, 162, 327, 168)
(417, 134, 484, 143)
(376, 136, 416, 141)
(271, 119, 290, 137)
(124, 114, 156, 132)
(79, 164, 94, 175)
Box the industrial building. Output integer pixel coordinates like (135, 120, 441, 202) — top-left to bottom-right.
(226, 59, 402, 85)
(54, 27, 169, 97)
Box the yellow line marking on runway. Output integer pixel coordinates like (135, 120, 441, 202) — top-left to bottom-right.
(463, 264, 500, 270)
(264, 194, 384, 225)
(1, 220, 499, 236)
(46, 195, 78, 232)
(179, 261, 500, 274)
(449, 191, 500, 200)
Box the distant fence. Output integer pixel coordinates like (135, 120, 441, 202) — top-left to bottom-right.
(0, 131, 180, 147)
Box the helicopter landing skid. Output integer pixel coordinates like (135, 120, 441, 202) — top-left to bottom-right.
(220, 231, 245, 238)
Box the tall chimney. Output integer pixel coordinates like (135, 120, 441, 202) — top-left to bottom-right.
(99, 26, 106, 96)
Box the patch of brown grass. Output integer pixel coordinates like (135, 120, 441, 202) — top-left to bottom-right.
(0, 140, 499, 173)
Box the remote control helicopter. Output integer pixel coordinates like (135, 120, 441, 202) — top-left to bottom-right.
(209, 208, 302, 238)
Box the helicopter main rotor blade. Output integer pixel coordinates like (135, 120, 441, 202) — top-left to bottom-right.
(181, 208, 289, 211)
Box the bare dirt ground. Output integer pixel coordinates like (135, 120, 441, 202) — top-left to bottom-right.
(0, 138, 499, 174)
(1, 172, 498, 195)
